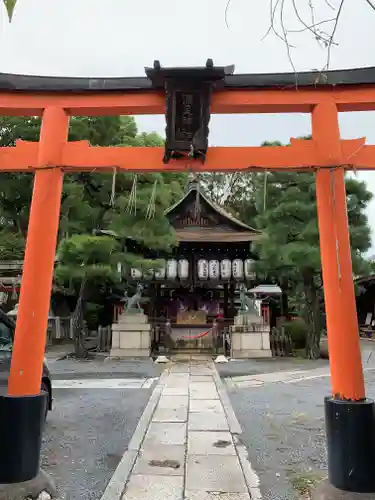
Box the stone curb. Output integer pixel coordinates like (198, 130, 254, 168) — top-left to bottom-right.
(212, 366, 242, 435)
(212, 364, 263, 499)
(99, 375, 164, 500)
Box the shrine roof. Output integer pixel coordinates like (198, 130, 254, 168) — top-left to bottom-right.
(0, 66, 374, 92)
(165, 185, 261, 243)
(96, 185, 261, 244)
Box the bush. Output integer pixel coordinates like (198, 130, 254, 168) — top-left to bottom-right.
(284, 319, 308, 349)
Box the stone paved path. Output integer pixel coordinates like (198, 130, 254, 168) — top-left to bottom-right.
(119, 360, 259, 500)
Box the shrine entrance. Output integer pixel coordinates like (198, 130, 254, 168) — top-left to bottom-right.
(1, 61, 375, 493)
(109, 178, 273, 359)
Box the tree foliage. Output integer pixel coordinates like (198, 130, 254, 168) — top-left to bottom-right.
(204, 140, 373, 359)
(0, 115, 185, 257)
(253, 168, 372, 358)
(0, 114, 187, 354)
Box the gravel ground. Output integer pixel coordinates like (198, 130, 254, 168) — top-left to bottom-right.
(220, 347, 375, 500)
(40, 357, 162, 500)
(48, 358, 164, 380)
(41, 386, 154, 500)
(217, 357, 329, 379)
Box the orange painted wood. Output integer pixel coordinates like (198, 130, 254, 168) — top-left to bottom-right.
(0, 138, 372, 173)
(8, 108, 69, 397)
(1, 85, 375, 115)
(313, 103, 365, 401)
(333, 166, 365, 399)
(0, 83, 371, 400)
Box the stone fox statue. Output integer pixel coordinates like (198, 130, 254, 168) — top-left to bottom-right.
(239, 284, 258, 315)
(125, 283, 144, 312)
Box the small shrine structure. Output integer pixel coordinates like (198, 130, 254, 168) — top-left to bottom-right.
(109, 179, 274, 358)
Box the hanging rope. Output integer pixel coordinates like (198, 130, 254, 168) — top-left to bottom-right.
(126, 175, 137, 216)
(109, 168, 117, 207)
(194, 175, 201, 218)
(263, 171, 269, 212)
(146, 180, 158, 220)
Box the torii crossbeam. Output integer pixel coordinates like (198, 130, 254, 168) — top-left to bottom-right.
(0, 64, 375, 494)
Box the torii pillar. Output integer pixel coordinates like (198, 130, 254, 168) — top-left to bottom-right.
(313, 103, 375, 495)
(0, 107, 69, 485)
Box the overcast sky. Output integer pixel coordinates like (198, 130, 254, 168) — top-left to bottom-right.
(1, 0, 375, 251)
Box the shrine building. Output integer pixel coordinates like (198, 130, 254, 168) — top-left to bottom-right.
(108, 180, 280, 358)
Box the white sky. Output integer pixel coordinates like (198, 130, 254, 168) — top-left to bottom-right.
(1, 0, 375, 250)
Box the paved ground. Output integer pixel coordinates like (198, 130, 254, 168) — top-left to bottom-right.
(43, 344, 375, 500)
(118, 360, 258, 500)
(41, 358, 162, 500)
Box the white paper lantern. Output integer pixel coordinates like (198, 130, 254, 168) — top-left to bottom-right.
(232, 259, 244, 279)
(209, 260, 220, 279)
(178, 259, 189, 279)
(244, 259, 256, 279)
(197, 259, 209, 280)
(130, 268, 142, 279)
(155, 260, 166, 279)
(166, 259, 178, 279)
(220, 259, 231, 279)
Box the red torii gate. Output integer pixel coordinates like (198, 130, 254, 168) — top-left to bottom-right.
(0, 64, 375, 495)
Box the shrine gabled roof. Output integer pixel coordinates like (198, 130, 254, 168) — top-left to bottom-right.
(164, 185, 261, 234)
(0, 66, 375, 92)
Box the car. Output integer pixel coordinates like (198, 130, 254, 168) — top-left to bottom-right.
(0, 307, 52, 420)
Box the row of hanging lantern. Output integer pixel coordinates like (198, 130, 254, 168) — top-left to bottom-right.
(197, 259, 255, 280)
(130, 258, 255, 280)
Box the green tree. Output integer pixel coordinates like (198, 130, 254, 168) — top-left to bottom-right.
(253, 168, 372, 358)
(0, 114, 186, 353)
(200, 172, 258, 226)
(55, 235, 123, 357)
(0, 115, 183, 256)
(208, 139, 372, 359)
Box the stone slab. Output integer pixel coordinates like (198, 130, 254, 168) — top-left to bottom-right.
(188, 411, 229, 431)
(188, 431, 236, 455)
(231, 348, 272, 359)
(113, 323, 150, 331)
(118, 313, 148, 324)
(109, 348, 150, 358)
(111, 330, 120, 349)
(133, 445, 185, 476)
(186, 455, 248, 493)
(122, 474, 183, 500)
(234, 313, 263, 326)
(163, 386, 189, 396)
(190, 368, 214, 376)
(143, 422, 187, 446)
(189, 399, 223, 413)
(165, 379, 190, 389)
(118, 330, 150, 349)
(189, 382, 219, 399)
(101, 450, 138, 500)
(190, 375, 213, 382)
(170, 365, 190, 374)
(153, 406, 188, 423)
(158, 395, 188, 409)
(185, 492, 251, 500)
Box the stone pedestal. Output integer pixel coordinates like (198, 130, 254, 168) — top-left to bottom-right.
(230, 312, 272, 359)
(109, 312, 150, 358)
